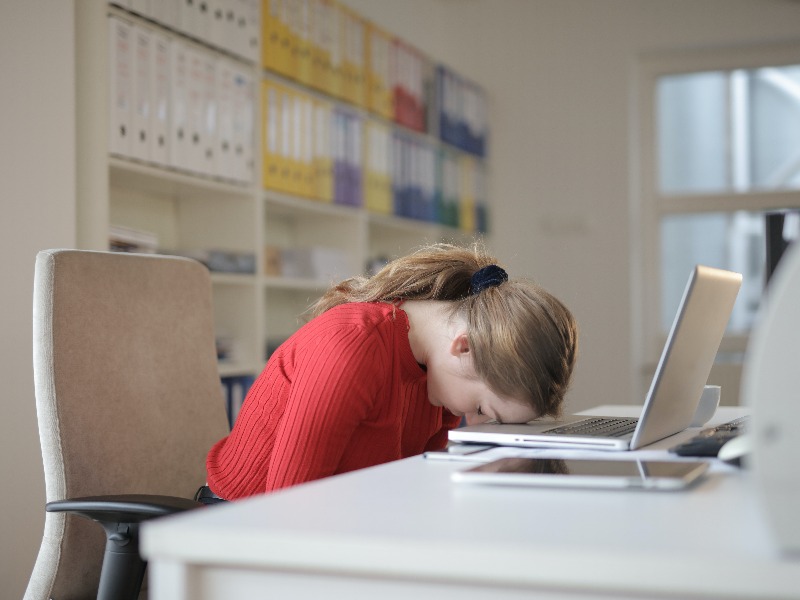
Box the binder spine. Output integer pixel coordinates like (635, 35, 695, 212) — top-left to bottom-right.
(108, 0, 490, 233)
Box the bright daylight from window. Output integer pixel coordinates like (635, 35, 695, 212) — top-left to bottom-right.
(656, 65, 800, 333)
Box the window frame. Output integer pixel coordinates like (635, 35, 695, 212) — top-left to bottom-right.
(633, 41, 800, 401)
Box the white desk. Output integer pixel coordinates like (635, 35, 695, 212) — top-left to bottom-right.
(141, 406, 799, 599)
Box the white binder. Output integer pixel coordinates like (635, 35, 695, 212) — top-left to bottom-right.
(150, 30, 171, 167)
(185, 45, 206, 174)
(131, 24, 152, 162)
(129, 0, 151, 18)
(168, 38, 191, 172)
(208, 0, 231, 53)
(150, 0, 179, 30)
(231, 64, 255, 183)
(215, 57, 236, 180)
(178, 0, 210, 41)
(240, 0, 261, 62)
(199, 51, 218, 177)
(108, 16, 134, 158)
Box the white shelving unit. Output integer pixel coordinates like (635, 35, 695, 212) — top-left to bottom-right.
(77, 0, 481, 383)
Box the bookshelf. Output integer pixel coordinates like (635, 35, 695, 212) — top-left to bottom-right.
(77, 0, 489, 402)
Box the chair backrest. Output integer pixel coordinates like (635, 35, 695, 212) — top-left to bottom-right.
(26, 250, 230, 600)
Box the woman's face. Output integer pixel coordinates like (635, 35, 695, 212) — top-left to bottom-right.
(426, 357, 537, 425)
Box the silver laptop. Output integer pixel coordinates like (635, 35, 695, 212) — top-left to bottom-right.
(449, 265, 742, 451)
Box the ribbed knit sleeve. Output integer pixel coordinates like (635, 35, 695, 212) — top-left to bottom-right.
(265, 313, 386, 490)
(206, 303, 458, 500)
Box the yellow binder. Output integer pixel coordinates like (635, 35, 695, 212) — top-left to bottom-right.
(337, 4, 366, 107)
(364, 119, 392, 214)
(295, 0, 313, 86)
(458, 154, 476, 232)
(309, 0, 328, 93)
(365, 22, 393, 121)
(262, 0, 288, 75)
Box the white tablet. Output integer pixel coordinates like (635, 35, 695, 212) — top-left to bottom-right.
(451, 457, 709, 491)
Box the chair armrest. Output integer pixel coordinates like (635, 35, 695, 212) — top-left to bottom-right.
(46, 494, 201, 523)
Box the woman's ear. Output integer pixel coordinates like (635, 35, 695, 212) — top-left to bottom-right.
(449, 333, 470, 357)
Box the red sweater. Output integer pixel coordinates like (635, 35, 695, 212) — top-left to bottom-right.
(206, 302, 460, 499)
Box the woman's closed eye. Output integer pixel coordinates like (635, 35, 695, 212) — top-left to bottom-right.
(476, 406, 500, 424)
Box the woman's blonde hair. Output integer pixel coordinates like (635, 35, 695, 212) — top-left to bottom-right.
(310, 242, 578, 418)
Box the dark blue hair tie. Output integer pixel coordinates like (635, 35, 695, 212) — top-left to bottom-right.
(470, 265, 508, 295)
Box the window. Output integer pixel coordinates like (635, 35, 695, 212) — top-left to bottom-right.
(658, 66, 800, 196)
(660, 211, 764, 333)
(636, 44, 800, 403)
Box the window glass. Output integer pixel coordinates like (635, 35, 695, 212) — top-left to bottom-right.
(658, 72, 729, 194)
(750, 66, 800, 190)
(660, 212, 765, 333)
(657, 65, 800, 195)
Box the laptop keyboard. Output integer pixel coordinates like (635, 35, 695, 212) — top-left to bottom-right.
(543, 417, 639, 438)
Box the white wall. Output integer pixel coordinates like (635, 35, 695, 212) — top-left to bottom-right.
(0, 2, 76, 598)
(3, 0, 800, 596)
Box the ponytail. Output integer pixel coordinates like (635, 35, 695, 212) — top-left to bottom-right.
(310, 242, 578, 418)
(309, 242, 494, 315)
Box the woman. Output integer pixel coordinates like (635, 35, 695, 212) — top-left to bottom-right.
(203, 242, 578, 501)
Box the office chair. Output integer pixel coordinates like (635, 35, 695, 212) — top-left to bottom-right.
(25, 250, 230, 600)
